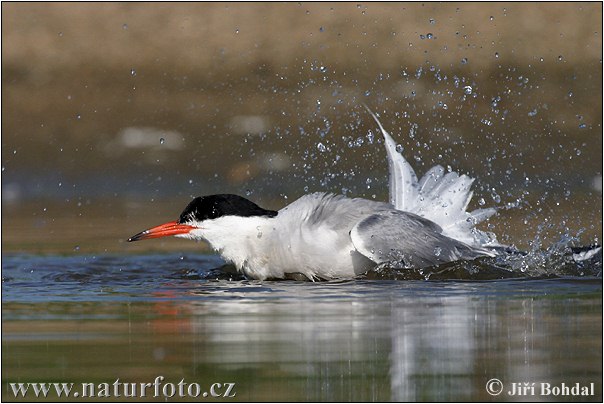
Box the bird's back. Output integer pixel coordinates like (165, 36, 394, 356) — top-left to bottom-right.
(269, 192, 493, 279)
(269, 193, 388, 279)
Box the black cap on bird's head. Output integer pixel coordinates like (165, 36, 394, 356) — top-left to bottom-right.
(178, 194, 278, 224)
(128, 194, 277, 242)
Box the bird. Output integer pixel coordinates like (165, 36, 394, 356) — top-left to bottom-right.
(128, 109, 501, 281)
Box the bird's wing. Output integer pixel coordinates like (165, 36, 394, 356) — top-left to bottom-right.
(350, 210, 493, 268)
(364, 106, 418, 211)
(288, 192, 390, 232)
(364, 106, 500, 248)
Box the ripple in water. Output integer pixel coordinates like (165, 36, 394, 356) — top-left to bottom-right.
(1, 240, 601, 304)
(366, 245, 601, 281)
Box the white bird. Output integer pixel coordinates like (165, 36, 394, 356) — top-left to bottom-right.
(129, 109, 501, 280)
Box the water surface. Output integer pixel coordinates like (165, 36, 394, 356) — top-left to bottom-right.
(2, 253, 602, 401)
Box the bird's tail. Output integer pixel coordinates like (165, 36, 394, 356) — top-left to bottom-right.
(365, 106, 500, 248)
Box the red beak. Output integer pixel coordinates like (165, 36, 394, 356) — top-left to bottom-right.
(128, 221, 195, 242)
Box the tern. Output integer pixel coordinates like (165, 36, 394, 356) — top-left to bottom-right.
(129, 109, 501, 280)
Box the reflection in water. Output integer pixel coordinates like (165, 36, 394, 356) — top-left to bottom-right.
(390, 296, 474, 401)
(2, 254, 602, 401)
(183, 297, 390, 401)
(174, 285, 601, 401)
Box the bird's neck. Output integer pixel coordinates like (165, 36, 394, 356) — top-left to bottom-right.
(194, 215, 277, 277)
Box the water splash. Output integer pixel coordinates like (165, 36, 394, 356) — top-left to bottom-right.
(366, 248, 601, 281)
(366, 237, 601, 281)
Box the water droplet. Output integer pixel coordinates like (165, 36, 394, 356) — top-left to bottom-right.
(461, 57, 468, 64)
(319, 26, 324, 32)
(528, 109, 538, 117)
(433, 246, 442, 257)
(364, 90, 371, 96)
(495, 52, 499, 58)
(317, 142, 326, 152)
(130, 68, 136, 76)
(366, 131, 374, 144)
(319, 66, 327, 73)
(558, 55, 563, 61)
(491, 192, 501, 203)
(395, 144, 404, 153)
(188, 179, 193, 184)
(490, 16, 494, 21)
(579, 123, 587, 129)
(463, 85, 473, 95)
(245, 189, 252, 196)
(73, 245, 80, 251)
(426, 33, 433, 39)
(58, 32, 63, 37)
(576, 149, 582, 156)
(122, 23, 128, 30)
(159, 137, 165, 145)
(235, 28, 239, 34)
(76, 114, 81, 120)
(419, 34, 426, 40)
(478, 198, 486, 206)
(429, 18, 435, 24)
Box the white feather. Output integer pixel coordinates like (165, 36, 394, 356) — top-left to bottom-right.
(364, 106, 418, 211)
(365, 106, 500, 248)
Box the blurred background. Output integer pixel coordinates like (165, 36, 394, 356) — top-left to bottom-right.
(2, 2, 602, 254)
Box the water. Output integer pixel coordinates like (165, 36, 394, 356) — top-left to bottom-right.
(2, 253, 602, 401)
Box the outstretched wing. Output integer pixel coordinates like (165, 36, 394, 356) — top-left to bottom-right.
(364, 106, 500, 248)
(350, 210, 494, 269)
(364, 106, 419, 211)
